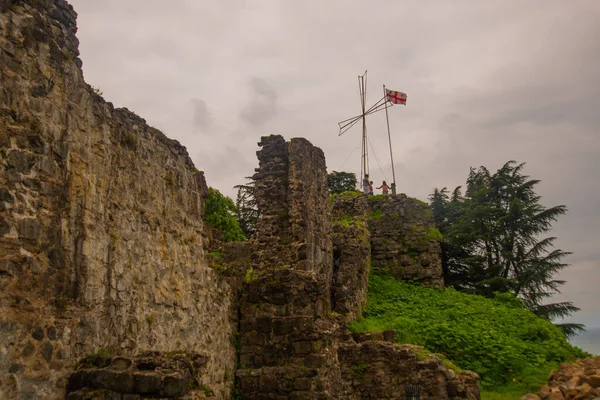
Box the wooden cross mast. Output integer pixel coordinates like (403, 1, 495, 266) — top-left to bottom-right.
(338, 71, 397, 192)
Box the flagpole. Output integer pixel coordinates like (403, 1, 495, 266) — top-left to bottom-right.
(383, 84, 397, 195)
(358, 71, 369, 183)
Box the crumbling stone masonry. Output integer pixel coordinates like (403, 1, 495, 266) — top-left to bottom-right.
(332, 193, 445, 288)
(228, 135, 479, 399)
(0, 1, 235, 398)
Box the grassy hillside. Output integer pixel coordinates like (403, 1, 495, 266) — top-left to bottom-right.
(350, 273, 588, 398)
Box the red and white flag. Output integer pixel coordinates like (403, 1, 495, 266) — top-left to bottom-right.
(386, 89, 407, 105)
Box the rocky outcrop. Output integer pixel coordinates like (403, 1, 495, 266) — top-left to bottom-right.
(521, 356, 600, 400)
(0, 1, 235, 398)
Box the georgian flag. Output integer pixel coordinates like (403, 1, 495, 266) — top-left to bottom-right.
(386, 89, 407, 105)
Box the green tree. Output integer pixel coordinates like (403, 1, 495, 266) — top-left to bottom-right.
(234, 178, 259, 238)
(327, 171, 357, 194)
(430, 161, 583, 337)
(204, 187, 246, 242)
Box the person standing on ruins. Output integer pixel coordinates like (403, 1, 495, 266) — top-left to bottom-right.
(377, 180, 391, 195)
(362, 174, 370, 194)
(369, 181, 374, 195)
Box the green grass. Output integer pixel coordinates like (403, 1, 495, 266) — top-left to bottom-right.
(350, 273, 587, 394)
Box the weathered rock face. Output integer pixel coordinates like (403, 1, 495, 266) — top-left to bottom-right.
(333, 193, 444, 288)
(522, 356, 600, 400)
(0, 1, 235, 398)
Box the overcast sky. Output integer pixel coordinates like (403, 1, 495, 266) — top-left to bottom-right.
(68, 1, 599, 330)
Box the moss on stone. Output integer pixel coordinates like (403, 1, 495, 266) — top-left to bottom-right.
(424, 228, 443, 242)
(352, 361, 367, 379)
(243, 267, 258, 283)
(368, 210, 383, 220)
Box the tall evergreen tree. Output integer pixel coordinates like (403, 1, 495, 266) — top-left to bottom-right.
(234, 178, 259, 238)
(430, 161, 583, 337)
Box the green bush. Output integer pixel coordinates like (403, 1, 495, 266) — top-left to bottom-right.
(204, 188, 246, 242)
(350, 273, 588, 391)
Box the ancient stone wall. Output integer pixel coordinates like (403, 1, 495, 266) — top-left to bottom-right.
(233, 135, 339, 399)
(333, 193, 444, 287)
(339, 333, 479, 400)
(0, 2, 235, 398)
(331, 218, 370, 320)
(231, 136, 477, 399)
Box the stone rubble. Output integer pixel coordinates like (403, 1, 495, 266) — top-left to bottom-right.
(521, 356, 600, 400)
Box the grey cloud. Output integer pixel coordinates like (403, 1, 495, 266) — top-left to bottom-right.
(240, 78, 278, 127)
(68, 0, 600, 333)
(191, 99, 212, 131)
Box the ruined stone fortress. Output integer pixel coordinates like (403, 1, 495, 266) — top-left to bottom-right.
(0, 1, 479, 398)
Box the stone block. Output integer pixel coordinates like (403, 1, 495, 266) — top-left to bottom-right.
(240, 377, 259, 393)
(133, 371, 163, 394)
(293, 341, 313, 356)
(255, 317, 272, 333)
(383, 329, 397, 342)
(16, 218, 40, 240)
(259, 374, 278, 392)
(293, 377, 311, 390)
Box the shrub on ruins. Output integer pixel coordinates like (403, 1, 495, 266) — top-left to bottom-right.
(204, 187, 246, 242)
(351, 272, 589, 395)
(429, 161, 582, 337)
(328, 170, 358, 194)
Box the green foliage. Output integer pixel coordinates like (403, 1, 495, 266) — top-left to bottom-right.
(429, 161, 582, 334)
(328, 171, 358, 194)
(351, 273, 588, 390)
(352, 361, 367, 379)
(330, 190, 362, 203)
(368, 210, 383, 220)
(204, 187, 247, 242)
(424, 227, 443, 242)
(243, 267, 258, 283)
(200, 384, 214, 396)
(333, 215, 354, 228)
